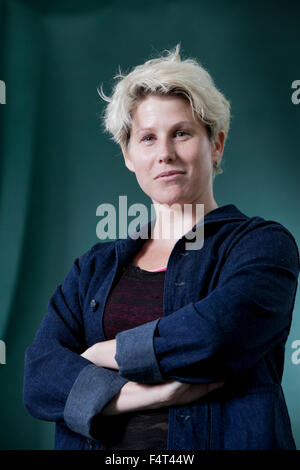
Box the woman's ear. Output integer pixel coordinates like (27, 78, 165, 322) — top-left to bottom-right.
(211, 130, 225, 165)
(121, 144, 135, 173)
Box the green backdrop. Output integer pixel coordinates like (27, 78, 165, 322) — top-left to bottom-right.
(0, 0, 299, 450)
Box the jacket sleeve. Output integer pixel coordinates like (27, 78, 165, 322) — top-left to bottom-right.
(115, 224, 300, 384)
(23, 251, 128, 440)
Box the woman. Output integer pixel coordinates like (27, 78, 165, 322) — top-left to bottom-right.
(23, 45, 299, 450)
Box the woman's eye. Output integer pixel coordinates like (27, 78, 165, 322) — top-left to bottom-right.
(141, 131, 189, 143)
(175, 130, 188, 137)
(141, 135, 154, 142)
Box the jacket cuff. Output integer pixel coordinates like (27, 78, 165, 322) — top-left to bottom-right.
(115, 318, 164, 384)
(64, 364, 128, 439)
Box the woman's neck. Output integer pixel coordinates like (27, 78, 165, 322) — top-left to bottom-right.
(150, 198, 218, 245)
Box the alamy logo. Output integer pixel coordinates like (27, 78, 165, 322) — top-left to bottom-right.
(0, 80, 6, 104)
(0, 340, 6, 364)
(96, 196, 204, 250)
(291, 340, 300, 365)
(291, 80, 300, 105)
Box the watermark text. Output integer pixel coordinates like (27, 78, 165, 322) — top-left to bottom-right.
(0, 340, 6, 365)
(0, 80, 6, 104)
(291, 80, 300, 105)
(291, 340, 300, 365)
(96, 196, 204, 250)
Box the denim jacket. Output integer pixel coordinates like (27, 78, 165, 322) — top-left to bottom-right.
(23, 204, 300, 450)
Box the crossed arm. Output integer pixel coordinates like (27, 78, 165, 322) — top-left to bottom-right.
(24, 224, 299, 439)
(80, 339, 224, 415)
(80, 225, 300, 417)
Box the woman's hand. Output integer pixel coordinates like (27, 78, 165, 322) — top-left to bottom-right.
(80, 340, 118, 370)
(157, 379, 225, 407)
(101, 379, 224, 416)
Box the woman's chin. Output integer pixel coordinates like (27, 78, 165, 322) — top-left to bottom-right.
(151, 186, 186, 199)
(152, 196, 190, 207)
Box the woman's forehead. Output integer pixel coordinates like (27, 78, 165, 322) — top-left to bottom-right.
(131, 94, 197, 129)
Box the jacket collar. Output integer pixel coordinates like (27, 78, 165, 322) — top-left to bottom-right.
(115, 204, 248, 266)
(201, 204, 248, 223)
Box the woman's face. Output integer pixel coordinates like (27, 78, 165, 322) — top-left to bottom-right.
(121, 94, 225, 208)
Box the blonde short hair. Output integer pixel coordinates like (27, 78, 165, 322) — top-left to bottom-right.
(98, 44, 230, 176)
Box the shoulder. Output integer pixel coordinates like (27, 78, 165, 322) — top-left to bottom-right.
(208, 205, 299, 262)
(225, 212, 300, 275)
(236, 210, 298, 247)
(76, 239, 118, 272)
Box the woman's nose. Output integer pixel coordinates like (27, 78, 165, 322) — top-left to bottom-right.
(158, 138, 176, 162)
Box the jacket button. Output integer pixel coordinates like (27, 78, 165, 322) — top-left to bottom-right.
(176, 412, 192, 422)
(87, 438, 94, 450)
(90, 299, 98, 312)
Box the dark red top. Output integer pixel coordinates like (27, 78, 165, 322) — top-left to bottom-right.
(100, 262, 168, 450)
